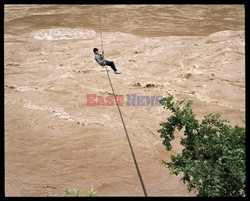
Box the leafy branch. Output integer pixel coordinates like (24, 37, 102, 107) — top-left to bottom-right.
(158, 96, 245, 197)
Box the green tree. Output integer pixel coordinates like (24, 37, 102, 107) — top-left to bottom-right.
(157, 96, 245, 197)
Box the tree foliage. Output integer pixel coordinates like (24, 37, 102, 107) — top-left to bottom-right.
(64, 188, 97, 197)
(157, 96, 245, 197)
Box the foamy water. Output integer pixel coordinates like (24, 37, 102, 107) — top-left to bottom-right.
(32, 28, 96, 40)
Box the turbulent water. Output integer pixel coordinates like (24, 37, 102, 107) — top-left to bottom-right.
(4, 5, 245, 196)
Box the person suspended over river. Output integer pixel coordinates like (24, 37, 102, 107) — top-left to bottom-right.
(93, 48, 121, 74)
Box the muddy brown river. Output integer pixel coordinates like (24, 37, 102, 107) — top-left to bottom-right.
(4, 5, 245, 196)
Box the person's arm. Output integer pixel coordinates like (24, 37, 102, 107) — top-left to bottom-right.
(100, 59, 105, 65)
(95, 54, 105, 65)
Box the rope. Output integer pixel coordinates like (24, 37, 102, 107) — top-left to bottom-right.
(98, 5, 104, 54)
(97, 5, 148, 197)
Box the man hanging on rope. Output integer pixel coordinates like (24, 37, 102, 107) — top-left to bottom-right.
(93, 48, 121, 74)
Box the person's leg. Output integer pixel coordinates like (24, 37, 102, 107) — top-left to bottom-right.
(105, 60, 117, 72)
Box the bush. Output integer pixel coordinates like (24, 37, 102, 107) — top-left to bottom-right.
(157, 96, 245, 197)
(64, 188, 97, 197)
(86, 188, 98, 197)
